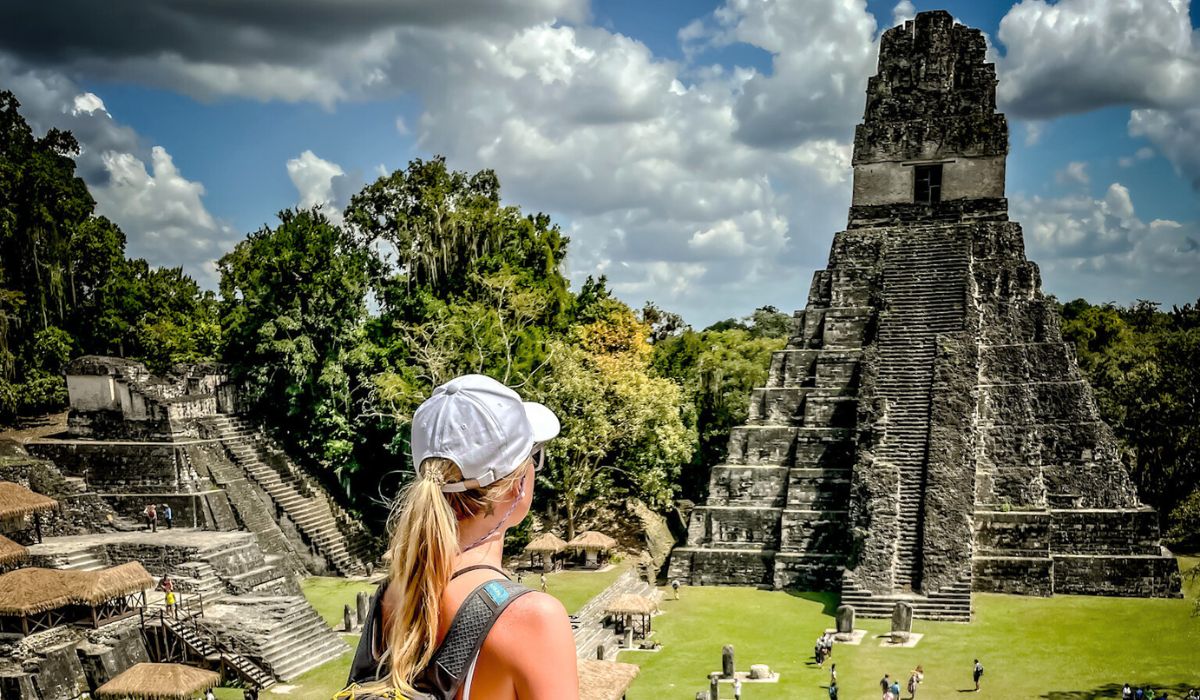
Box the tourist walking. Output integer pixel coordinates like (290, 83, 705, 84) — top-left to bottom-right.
(828, 679, 838, 700)
(829, 662, 837, 686)
(814, 635, 826, 667)
(908, 666, 923, 698)
(161, 503, 173, 529)
(144, 503, 157, 532)
(881, 674, 891, 694)
(972, 659, 984, 692)
(342, 374, 576, 699)
(539, 573, 547, 593)
(733, 676, 742, 700)
(891, 678, 902, 700)
(204, 688, 216, 700)
(1125, 684, 1134, 700)
(671, 579, 680, 599)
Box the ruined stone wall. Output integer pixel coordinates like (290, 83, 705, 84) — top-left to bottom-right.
(24, 441, 206, 494)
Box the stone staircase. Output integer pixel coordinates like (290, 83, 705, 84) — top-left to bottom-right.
(198, 596, 349, 682)
(571, 570, 661, 660)
(56, 548, 107, 571)
(251, 597, 349, 680)
(163, 616, 276, 689)
(873, 228, 968, 591)
(199, 441, 307, 573)
(840, 574, 973, 622)
(170, 561, 226, 603)
(210, 415, 367, 576)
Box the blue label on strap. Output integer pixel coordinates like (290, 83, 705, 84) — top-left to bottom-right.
(483, 581, 510, 605)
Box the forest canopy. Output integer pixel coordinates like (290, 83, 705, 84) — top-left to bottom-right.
(2, 91, 1198, 547)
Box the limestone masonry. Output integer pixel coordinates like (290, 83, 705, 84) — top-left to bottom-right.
(669, 11, 1180, 620)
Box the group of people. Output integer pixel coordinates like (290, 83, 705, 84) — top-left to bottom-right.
(1124, 685, 1200, 699)
(814, 631, 835, 667)
(143, 502, 173, 531)
(876, 667, 925, 699)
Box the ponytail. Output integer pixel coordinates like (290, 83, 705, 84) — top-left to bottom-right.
(377, 460, 459, 695)
(370, 456, 533, 696)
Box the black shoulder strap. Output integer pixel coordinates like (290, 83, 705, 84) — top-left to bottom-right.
(416, 579, 532, 698)
(345, 578, 534, 698)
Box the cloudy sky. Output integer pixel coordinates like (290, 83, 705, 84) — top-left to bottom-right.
(2, 0, 1198, 327)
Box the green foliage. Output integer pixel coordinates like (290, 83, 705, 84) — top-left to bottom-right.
(0, 91, 216, 421)
(532, 305, 693, 539)
(1060, 298, 1200, 547)
(652, 313, 789, 500)
(219, 208, 370, 479)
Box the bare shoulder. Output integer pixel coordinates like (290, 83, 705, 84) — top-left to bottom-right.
(487, 591, 573, 655)
(493, 590, 570, 634)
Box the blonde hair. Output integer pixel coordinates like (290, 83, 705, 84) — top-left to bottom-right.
(370, 456, 533, 696)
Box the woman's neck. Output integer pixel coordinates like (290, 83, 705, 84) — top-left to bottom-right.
(454, 526, 506, 570)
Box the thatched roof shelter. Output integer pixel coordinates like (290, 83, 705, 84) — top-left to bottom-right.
(95, 662, 220, 699)
(78, 562, 157, 606)
(577, 659, 639, 700)
(0, 562, 155, 616)
(0, 482, 57, 520)
(604, 593, 658, 617)
(567, 531, 618, 551)
(524, 532, 567, 554)
(0, 534, 28, 566)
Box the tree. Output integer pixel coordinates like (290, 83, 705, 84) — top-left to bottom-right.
(0, 92, 216, 422)
(653, 327, 786, 500)
(533, 304, 693, 539)
(219, 208, 370, 480)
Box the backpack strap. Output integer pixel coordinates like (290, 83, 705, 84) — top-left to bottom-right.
(345, 578, 534, 699)
(415, 579, 532, 698)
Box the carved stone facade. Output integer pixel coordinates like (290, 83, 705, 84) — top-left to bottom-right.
(670, 11, 1180, 619)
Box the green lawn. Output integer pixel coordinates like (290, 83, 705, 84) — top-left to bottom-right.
(229, 561, 1200, 700)
(301, 577, 380, 627)
(620, 583, 1200, 700)
(517, 563, 631, 614)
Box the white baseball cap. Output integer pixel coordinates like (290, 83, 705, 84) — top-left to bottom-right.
(411, 374, 560, 492)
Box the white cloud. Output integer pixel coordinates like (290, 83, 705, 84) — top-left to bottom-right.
(1118, 146, 1155, 168)
(680, 0, 880, 147)
(997, 0, 1200, 118)
(1055, 161, 1089, 187)
(287, 150, 348, 222)
(70, 92, 107, 116)
(891, 0, 916, 27)
(1129, 107, 1200, 189)
(995, 0, 1200, 194)
(91, 147, 236, 282)
(1022, 120, 1045, 146)
(1, 56, 233, 288)
(1013, 182, 1200, 304)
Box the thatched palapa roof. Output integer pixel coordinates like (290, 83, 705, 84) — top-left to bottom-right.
(0, 534, 28, 565)
(524, 532, 567, 554)
(95, 662, 220, 699)
(577, 659, 640, 700)
(567, 531, 618, 551)
(0, 562, 154, 616)
(604, 593, 658, 617)
(0, 482, 58, 520)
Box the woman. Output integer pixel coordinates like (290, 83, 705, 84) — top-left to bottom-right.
(343, 374, 577, 700)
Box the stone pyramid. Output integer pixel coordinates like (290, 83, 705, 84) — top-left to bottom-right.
(669, 10, 1180, 620)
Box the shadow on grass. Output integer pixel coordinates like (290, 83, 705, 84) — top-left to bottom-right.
(784, 590, 840, 617)
(1042, 683, 1197, 699)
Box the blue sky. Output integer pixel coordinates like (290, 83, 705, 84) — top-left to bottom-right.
(2, 0, 1198, 327)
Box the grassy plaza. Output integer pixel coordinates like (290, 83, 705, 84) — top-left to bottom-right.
(245, 557, 1200, 700)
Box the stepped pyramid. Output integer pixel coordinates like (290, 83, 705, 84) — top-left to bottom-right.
(670, 11, 1180, 619)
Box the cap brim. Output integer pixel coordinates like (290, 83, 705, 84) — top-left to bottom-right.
(524, 401, 560, 443)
